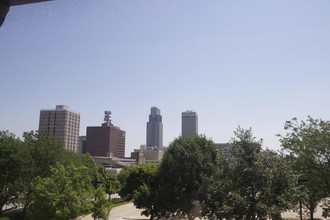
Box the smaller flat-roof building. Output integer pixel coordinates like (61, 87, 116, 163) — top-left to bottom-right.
(85, 111, 125, 158)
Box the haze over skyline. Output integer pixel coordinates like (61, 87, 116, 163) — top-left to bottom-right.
(1, 0, 330, 156)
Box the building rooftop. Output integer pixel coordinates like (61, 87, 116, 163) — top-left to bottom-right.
(40, 105, 80, 115)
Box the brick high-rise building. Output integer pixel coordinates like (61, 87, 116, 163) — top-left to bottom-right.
(85, 111, 125, 158)
(181, 110, 198, 137)
(38, 105, 80, 153)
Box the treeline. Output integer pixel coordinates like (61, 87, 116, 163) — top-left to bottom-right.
(118, 116, 330, 220)
(1, 116, 330, 220)
(0, 131, 120, 220)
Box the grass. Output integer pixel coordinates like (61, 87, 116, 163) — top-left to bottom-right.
(109, 198, 130, 209)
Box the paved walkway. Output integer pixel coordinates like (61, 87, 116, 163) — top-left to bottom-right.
(77, 202, 328, 220)
(76, 203, 148, 220)
(282, 202, 326, 219)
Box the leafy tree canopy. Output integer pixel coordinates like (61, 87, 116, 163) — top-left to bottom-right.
(202, 127, 297, 220)
(279, 116, 330, 192)
(0, 130, 104, 219)
(279, 116, 330, 219)
(0, 131, 25, 216)
(118, 163, 159, 200)
(28, 163, 93, 220)
(155, 135, 219, 220)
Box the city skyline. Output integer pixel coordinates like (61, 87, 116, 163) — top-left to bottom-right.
(1, 1, 330, 156)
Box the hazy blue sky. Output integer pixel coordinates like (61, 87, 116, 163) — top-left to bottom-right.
(1, 0, 330, 156)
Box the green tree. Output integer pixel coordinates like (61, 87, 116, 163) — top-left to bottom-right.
(227, 127, 264, 220)
(199, 154, 232, 220)
(28, 163, 93, 220)
(131, 163, 159, 220)
(92, 186, 111, 220)
(254, 150, 298, 219)
(154, 135, 219, 220)
(20, 131, 69, 212)
(97, 166, 120, 200)
(278, 116, 330, 219)
(118, 164, 158, 199)
(1, 130, 106, 218)
(118, 163, 159, 219)
(279, 116, 330, 191)
(0, 131, 25, 216)
(298, 177, 325, 220)
(202, 127, 296, 220)
(22, 131, 68, 177)
(81, 153, 99, 179)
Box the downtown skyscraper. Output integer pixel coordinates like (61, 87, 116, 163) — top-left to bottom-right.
(146, 107, 163, 148)
(182, 110, 198, 137)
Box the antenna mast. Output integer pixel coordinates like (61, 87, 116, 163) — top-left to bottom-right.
(104, 111, 112, 126)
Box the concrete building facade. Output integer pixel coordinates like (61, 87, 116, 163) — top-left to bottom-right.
(143, 148, 163, 162)
(181, 110, 198, 137)
(38, 105, 80, 153)
(146, 107, 163, 148)
(139, 145, 164, 162)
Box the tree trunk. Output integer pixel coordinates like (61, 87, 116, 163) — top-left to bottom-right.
(271, 213, 282, 220)
(23, 200, 29, 216)
(310, 207, 314, 220)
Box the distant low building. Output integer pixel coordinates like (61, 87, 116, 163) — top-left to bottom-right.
(129, 144, 164, 164)
(78, 136, 86, 155)
(131, 150, 145, 164)
(215, 143, 231, 158)
(142, 146, 164, 162)
(93, 156, 136, 169)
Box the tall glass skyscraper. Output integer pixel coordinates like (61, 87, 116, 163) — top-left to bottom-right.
(146, 107, 163, 148)
(182, 110, 198, 137)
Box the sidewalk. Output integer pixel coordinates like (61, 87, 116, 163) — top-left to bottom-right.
(76, 203, 148, 220)
(282, 202, 327, 219)
(77, 202, 329, 220)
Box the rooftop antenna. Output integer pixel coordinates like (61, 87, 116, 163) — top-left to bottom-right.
(104, 111, 112, 126)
